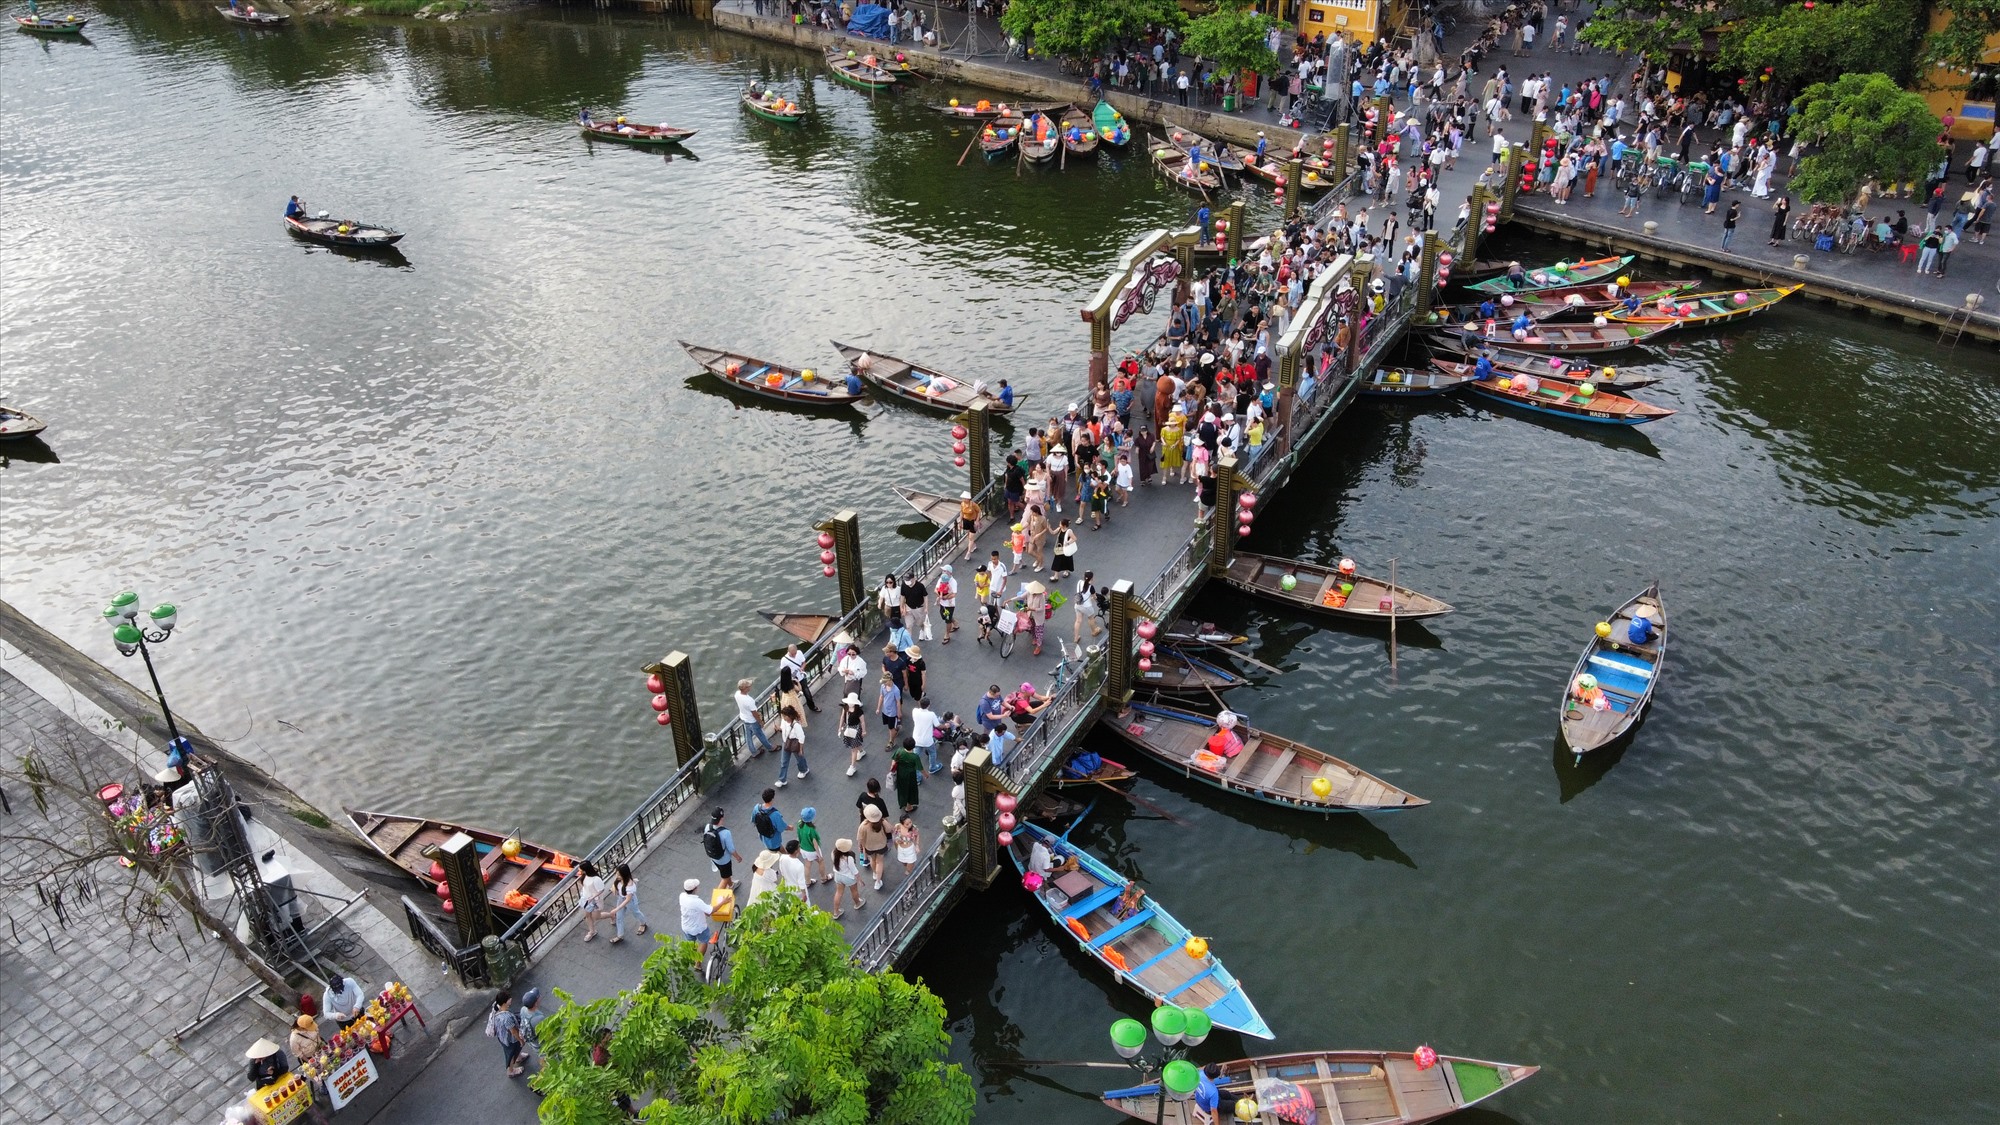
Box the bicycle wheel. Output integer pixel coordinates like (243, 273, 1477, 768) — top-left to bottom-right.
(703, 937, 728, 985)
(999, 627, 1016, 659)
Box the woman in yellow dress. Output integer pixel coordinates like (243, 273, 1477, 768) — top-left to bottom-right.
(1158, 412, 1187, 483)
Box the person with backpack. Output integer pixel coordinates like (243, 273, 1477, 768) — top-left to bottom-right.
(751, 789, 788, 851)
(485, 992, 525, 1077)
(701, 807, 742, 881)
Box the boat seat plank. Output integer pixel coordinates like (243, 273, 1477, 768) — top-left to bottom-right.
(1062, 885, 1125, 920)
(1163, 963, 1219, 999)
(1090, 908, 1156, 948)
(373, 820, 424, 857)
(1258, 749, 1298, 788)
(1126, 942, 1184, 979)
(1220, 743, 1261, 780)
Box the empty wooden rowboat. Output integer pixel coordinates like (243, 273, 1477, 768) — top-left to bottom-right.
(1135, 647, 1248, 695)
(1220, 553, 1453, 623)
(346, 808, 572, 916)
(1466, 255, 1637, 294)
(1458, 369, 1675, 426)
(1360, 367, 1474, 397)
(1101, 701, 1427, 813)
(579, 116, 697, 146)
(758, 611, 838, 646)
(1103, 1047, 1539, 1124)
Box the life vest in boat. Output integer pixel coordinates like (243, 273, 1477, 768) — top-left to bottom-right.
(1206, 729, 1244, 759)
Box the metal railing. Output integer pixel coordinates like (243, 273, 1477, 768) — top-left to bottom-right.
(1138, 527, 1207, 622)
(848, 832, 958, 970)
(999, 648, 1107, 790)
(403, 895, 491, 987)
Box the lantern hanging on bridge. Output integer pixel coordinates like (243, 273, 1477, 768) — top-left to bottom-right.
(1138, 639, 1156, 658)
(1214, 217, 1229, 249)
(1136, 619, 1157, 641)
(646, 673, 665, 695)
(1483, 200, 1501, 233)
(1137, 656, 1153, 672)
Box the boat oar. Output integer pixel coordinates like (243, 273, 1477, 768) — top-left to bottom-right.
(1194, 643, 1281, 676)
(996, 1059, 1133, 1070)
(957, 125, 981, 167)
(1091, 776, 1186, 825)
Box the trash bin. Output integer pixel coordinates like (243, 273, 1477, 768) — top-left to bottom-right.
(1223, 94, 1237, 111)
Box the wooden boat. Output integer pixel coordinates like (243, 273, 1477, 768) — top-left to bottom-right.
(284, 213, 404, 250)
(345, 808, 572, 916)
(216, 6, 287, 26)
(1220, 553, 1454, 623)
(979, 115, 1022, 157)
(1561, 582, 1666, 755)
(1466, 254, 1637, 294)
(1227, 144, 1336, 192)
(831, 341, 1018, 415)
(1160, 620, 1247, 648)
(1091, 100, 1131, 147)
(1606, 284, 1801, 327)
(1049, 751, 1137, 789)
(741, 85, 805, 124)
(1426, 300, 1565, 327)
(929, 99, 1062, 120)
(1421, 319, 1673, 355)
(1104, 1048, 1539, 1125)
(1160, 129, 1243, 173)
(758, 610, 837, 646)
(1147, 136, 1221, 193)
(892, 484, 966, 528)
(14, 13, 87, 33)
(1135, 647, 1248, 696)
(0, 405, 48, 441)
(1020, 112, 1059, 163)
(579, 116, 697, 147)
(1006, 821, 1272, 1038)
(677, 341, 865, 409)
(1059, 106, 1099, 159)
(1430, 356, 1662, 393)
(1360, 367, 1472, 398)
(1102, 701, 1427, 813)
(823, 47, 897, 92)
(1460, 370, 1675, 426)
(1514, 278, 1698, 316)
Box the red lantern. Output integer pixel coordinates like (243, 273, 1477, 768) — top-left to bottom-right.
(996, 831, 1013, 848)
(951, 424, 968, 440)
(1138, 640, 1156, 658)
(817, 531, 835, 549)
(953, 456, 966, 467)
(651, 694, 669, 712)
(656, 712, 671, 726)
(995, 793, 1018, 813)
(1414, 1045, 1438, 1071)
(1237, 524, 1252, 537)
(822, 564, 837, 577)
(645, 673, 665, 694)
(997, 812, 1017, 832)
(820, 549, 836, 564)
(952, 441, 967, 454)
(435, 880, 450, 898)
(428, 861, 446, 881)
(1237, 492, 1257, 510)
(1137, 656, 1153, 672)
(1135, 620, 1157, 640)
(440, 897, 454, 915)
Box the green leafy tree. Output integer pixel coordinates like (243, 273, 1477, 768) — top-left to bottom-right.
(1924, 0, 2000, 72)
(1577, 0, 1728, 61)
(998, 0, 1184, 59)
(1721, 0, 1924, 86)
(532, 891, 974, 1125)
(1182, 4, 1279, 75)
(1787, 73, 1945, 202)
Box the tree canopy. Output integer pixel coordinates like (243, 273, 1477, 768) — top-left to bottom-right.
(1582, 0, 1925, 87)
(998, 0, 1184, 59)
(1183, 4, 1279, 75)
(1924, 0, 2000, 72)
(1787, 72, 1945, 203)
(531, 890, 974, 1125)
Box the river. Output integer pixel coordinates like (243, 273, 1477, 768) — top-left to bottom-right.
(3, 6, 1994, 1122)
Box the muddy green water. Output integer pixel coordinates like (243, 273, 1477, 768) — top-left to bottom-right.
(3, 6, 1994, 1121)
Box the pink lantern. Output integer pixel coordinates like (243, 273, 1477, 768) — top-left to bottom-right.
(1679, 303, 1695, 316)
(1548, 357, 1565, 369)
(995, 793, 1018, 814)
(817, 531, 835, 549)
(1439, 253, 1454, 268)
(1237, 524, 1252, 537)
(1733, 292, 1750, 305)
(952, 441, 967, 454)
(997, 811, 1017, 832)
(1135, 619, 1156, 640)
(1500, 294, 1515, 306)
(1414, 1045, 1439, 1071)
(1138, 640, 1156, 658)
(996, 831, 1014, 848)
(651, 694, 669, 713)
(1137, 656, 1153, 672)
(820, 549, 837, 564)
(429, 861, 446, 881)
(953, 456, 967, 467)
(435, 880, 450, 898)
(1172, 131, 1185, 142)
(1237, 492, 1257, 510)
(951, 424, 968, 440)
(645, 673, 665, 694)
(656, 712, 671, 726)
(440, 897, 454, 914)
(822, 564, 837, 577)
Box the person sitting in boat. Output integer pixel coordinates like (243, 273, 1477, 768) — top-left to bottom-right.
(1510, 311, 1534, 338)
(1110, 880, 1144, 920)
(997, 379, 1014, 408)
(1027, 836, 1055, 879)
(1504, 261, 1527, 287)
(845, 368, 864, 396)
(1627, 608, 1657, 645)
(284, 196, 305, 220)
(578, 107, 593, 126)
(746, 79, 763, 99)
(1474, 351, 1496, 380)
(1063, 748, 1105, 780)
(1477, 297, 1498, 321)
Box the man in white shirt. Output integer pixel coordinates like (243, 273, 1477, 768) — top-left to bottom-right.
(909, 698, 941, 774)
(777, 843, 810, 906)
(322, 975, 365, 1029)
(735, 678, 775, 757)
(679, 878, 713, 944)
(779, 644, 819, 713)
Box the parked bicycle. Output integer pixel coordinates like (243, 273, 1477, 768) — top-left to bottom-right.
(701, 923, 731, 985)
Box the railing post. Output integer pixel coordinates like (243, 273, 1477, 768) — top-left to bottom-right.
(960, 748, 1003, 891)
(815, 510, 865, 614)
(1349, 252, 1375, 299)
(700, 732, 728, 792)
(642, 651, 705, 770)
(1205, 453, 1254, 576)
(1283, 157, 1304, 220)
(1499, 144, 1526, 222)
(1172, 238, 1195, 306)
(953, 402, 991, 496)
(1414, 230, 1441, 319)
(1102, 579, 1136, 707)
(439, 832, 498, 949)
(1463, 183, 1487, 265)
(1333, 121, 1353, 188)
(1275, 333, 1299, 455)
(1224, 198, 1247, 261)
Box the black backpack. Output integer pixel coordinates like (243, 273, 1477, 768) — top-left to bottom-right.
(701, 822, 725, 861)
(752, 806, 776, 840)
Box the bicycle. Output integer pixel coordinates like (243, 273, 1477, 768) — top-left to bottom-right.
(1047, 637, 1092, 691)
(997, 597, 1039, 659)
(701, 924, 731, 985)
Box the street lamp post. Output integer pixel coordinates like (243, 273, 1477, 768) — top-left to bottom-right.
(1109, 1005, 1211, 1125)
(101, 589, 193, 768)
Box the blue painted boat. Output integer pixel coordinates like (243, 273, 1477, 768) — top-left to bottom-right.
(1006, 821, 1272, 1039)
(1462, 375, 1674, 426)
(1560, 582, 1666, 756)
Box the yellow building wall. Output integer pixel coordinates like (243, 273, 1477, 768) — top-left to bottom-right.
(1299, 0, 1381, 46)
(1920, 6, 1999, 141)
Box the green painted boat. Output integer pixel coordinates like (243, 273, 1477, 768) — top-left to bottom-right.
(823, 46, 896, 92)
(1091, 101, 1131, 147)
(741, 84, 806, 124)
(1466, 255, 1637, 294)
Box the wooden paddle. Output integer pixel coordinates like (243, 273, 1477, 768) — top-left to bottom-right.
(1090, 775, 1186, 825)
(956, 124, 982, 167)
